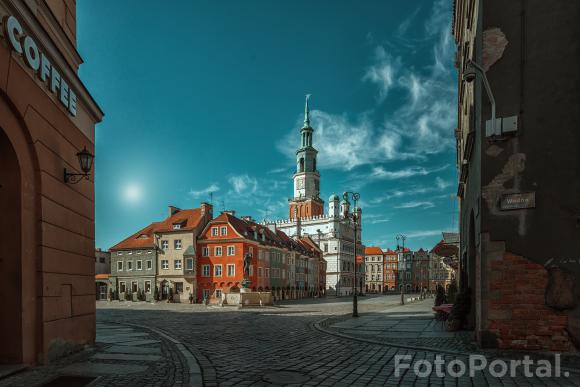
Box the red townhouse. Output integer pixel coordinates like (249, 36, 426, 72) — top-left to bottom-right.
(383, 249, 398, 292)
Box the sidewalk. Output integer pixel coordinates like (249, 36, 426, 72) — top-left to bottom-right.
(318, 299, 477, 353)
(0, 322, 201, 387)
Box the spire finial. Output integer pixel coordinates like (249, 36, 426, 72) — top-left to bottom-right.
(303, 94, 311, 128)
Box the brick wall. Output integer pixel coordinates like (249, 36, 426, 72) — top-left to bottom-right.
(486, 252, 571, 351)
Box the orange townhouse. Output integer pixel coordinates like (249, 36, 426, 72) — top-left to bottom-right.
(197, 212, 290, 303)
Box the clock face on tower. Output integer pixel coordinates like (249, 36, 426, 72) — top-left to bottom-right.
(296, 177, 305, 189)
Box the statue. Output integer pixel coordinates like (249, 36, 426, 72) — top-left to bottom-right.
(243, 253, 252, 278)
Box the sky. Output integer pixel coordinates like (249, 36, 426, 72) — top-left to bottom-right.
(78, 0, 458, 252)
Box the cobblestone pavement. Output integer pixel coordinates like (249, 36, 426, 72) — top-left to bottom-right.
(319, 300, 477, 354)
(3, 296, 580, 386)
(0, 321, 192, 387)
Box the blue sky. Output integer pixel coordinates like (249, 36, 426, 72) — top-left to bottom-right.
(78, 0, 458, 252)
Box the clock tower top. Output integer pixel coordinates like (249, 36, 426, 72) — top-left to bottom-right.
(289, 95, 323, 220)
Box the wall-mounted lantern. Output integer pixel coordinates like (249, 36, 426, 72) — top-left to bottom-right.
(64, 146, 94, 184)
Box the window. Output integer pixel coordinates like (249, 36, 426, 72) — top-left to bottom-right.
(131, 281, 138, 293)
(173, 223, 181, 230)
(175, 282, 183, 294)
(137, 250, 142, 255)
(175, 259, 182, 269)
(161, 260, 169, 270)
(119, 282, 126, 293)
(127, 261, 133, 271)
(324, 244, 328, 252)
(227, 264, 235, 276)
(227, 246, 235, 256)
(211, 227, 219, 236)
(186, 258, 194, 271)
(266, 268, 270, 278)
(136, 260, 142, 270)
(175, 240, 182, 250)
(214, 264, 222, 276)
(117, 251, 123, 256)
(202, 264, 210, 276)
(161, 240, 168, 250)
(99, 257, 106, 263)
(145, 281, 151, 293)
(146, 260, 152, 270)
(128, 251, 133, 255)
(215, 289, 223, 298)
(202, 289, 211, 299)
(220, 226, 227, 236)
(202, 246, 209, 257)
(215, 246, 222, 256)
(258, 267, 263, 277)
(117, 261, 123, 271)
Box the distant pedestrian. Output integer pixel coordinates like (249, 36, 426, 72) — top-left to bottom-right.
(189, 292, 193, 304)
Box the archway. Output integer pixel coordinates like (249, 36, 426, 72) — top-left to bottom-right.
(0, 128, 22, 363)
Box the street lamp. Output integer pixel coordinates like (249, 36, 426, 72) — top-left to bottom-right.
(64, 146, 94, 184)
(396, 234, 407, 305)
(463, 60, 496, 137)
(343, 191, 360, 318)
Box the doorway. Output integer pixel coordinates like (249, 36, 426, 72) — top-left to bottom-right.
(0, 128, 22, 364)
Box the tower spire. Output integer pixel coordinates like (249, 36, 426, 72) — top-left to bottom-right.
(303, 94, 311, 128)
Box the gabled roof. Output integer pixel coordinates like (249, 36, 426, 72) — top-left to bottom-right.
(183, 245, 196, 256)
(110, 207, 205, 251)
(365, 246, 383, 255)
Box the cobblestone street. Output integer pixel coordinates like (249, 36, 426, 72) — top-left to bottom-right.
(2, 295, 579, 386)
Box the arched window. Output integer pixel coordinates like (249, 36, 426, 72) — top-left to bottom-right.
(299, 158, 304, 172)
(313, 158, 316, 172)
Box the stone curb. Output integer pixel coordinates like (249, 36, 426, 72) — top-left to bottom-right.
(120, 322, 205, 386)
(313, 317, 580, 375)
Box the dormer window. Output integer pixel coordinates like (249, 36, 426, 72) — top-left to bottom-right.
(173, 224, 181, 230)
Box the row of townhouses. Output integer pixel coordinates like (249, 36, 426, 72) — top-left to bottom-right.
(101, 203, 326, 304)
(363, 233, 459, 294)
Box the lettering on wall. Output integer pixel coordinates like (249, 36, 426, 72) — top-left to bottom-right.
(3, 15, 77, 116)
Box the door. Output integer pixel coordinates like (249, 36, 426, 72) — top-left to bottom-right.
(99, 285, 107, 300)
(0, 128, 22, 363)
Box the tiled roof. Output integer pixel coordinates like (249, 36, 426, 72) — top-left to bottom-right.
(110, 207, 204, 251)
(365, 246, 383, 255)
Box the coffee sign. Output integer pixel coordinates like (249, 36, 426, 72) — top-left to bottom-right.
(3, 15, 77, 116)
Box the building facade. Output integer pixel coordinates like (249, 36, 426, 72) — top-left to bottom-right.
(156, 204, 212, 303)
(197, 212, 324, 304)
(412, 248, 430, 292)
(397, 248, 413, 292)
(0, 0, 103, 364)
(364, 246, 384, 293)
(453, 0, 580, 351)
(383, 249, 398, 292)
(95, 249, 111, 300)
(274, 97, 364, 296)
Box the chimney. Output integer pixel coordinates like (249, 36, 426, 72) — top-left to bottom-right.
(221, 210, 236, 216)
(241, 215, 255, 222)
(168, 205, 180, 217)
(200, 202, 213, 218)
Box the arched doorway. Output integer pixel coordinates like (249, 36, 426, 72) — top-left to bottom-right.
(0, 128, 22, 363)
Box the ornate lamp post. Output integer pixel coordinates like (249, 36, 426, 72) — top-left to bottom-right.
(64, 146, 94, 184)
(343, 191, 360, 318)
(396, 234, 407, 305)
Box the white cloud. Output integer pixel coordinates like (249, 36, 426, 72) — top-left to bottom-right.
(368, 165, 448, 181)
(228, 175, 258, 195)
(369, 176, 454, 206)
(277, 0, 456, 172)
(394, 201, 435, 209)
(363, 46, 401, 101)
(405, 229, 445, 239)
(188, 183, 219, 199)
